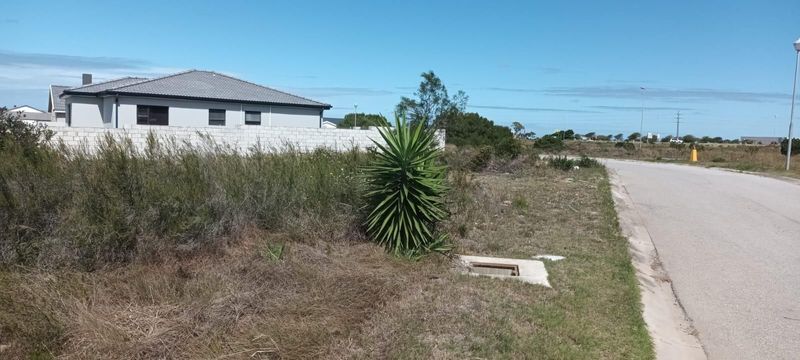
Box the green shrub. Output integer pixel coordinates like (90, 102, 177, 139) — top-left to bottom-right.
(576, 156, 601, 168)
(548, 156, 575, 171)
(711, 157, 726, 163)
(615, 141, 636, 151)
(534, 135, 564, 151)
(780, 138, 800, 156)
(364, 115, 450, 257)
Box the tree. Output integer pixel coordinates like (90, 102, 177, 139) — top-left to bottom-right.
(682, 134, 697, 143)
(396, 71, 468, 128)
(627, 132, 641, 141)
(661, 135, 673, 143)
(614, 133, 624, 141)
(338, 113, 387, 128)
(584, 132, 596, 139)
(445, 112, 520, 157)
(512, 121, 525, 138)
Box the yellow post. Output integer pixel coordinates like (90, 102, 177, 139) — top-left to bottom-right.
(691, 148, 698, 162)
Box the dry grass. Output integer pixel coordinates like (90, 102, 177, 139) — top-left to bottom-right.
(566, 141, 800, 178)
(0, 162, 653, 359)
(332, 166, 653, 359)
(0, 228, 446, 359)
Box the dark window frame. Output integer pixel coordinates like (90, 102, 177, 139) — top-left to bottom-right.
(208, 109, 226, 126)
(136, 105, 169, 126)
(244, 110, 261, 125)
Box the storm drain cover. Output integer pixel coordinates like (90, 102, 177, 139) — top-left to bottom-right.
(458, 255, 551, 287)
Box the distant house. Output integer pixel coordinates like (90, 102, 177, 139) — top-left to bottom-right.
(740, 136, 782, 145)
(60, 70, 332, 128)
(48, 85, 70, 122)
(8, 105, 51, 122)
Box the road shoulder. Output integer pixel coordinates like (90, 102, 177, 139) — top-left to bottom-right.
(608, 170, 707, 360)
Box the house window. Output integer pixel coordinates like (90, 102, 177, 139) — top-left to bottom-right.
(209, 109, 226, 126)
(245, 111, 261, 125)
(136, 105, 169, 125)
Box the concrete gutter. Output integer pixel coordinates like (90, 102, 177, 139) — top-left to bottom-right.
(608, 171, 707, 360)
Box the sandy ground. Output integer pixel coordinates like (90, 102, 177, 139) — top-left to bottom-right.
(605, 159, 800, 360)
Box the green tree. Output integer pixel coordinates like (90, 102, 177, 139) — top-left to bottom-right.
(627, 132, 641, 141)
(396, 71, 468, 128)
(338, 113, 387, 128)
(661, 135, 673, 143)
(446, 112, 519, 157)
(584, 132, 596, 139)
(614, 133, 624, 141)
(682, 134, 697, 143)
(512, 121, 525, 137)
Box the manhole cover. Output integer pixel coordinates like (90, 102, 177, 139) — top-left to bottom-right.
(457, 255, 551, 287)
(469, 262, 520, 276)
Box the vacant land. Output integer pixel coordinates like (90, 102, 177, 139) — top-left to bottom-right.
(0, 140, 652, 359)
(565, 140, 800, 178)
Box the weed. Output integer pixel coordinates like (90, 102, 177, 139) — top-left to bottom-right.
(548, 156, 575, 171)
(512, 196, 528, 210)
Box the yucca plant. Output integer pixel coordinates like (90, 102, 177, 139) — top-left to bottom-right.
(364, 114, 450, 258)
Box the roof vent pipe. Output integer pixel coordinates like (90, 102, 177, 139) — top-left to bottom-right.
(82, 73, 92, 85)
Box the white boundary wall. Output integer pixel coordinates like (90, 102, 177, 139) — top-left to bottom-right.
(48, 126, 445, 153)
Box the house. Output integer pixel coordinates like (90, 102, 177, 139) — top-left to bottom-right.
(48, 85, 70, 122)
(60, 70, 332, 128)
(8, 105, 51, 122)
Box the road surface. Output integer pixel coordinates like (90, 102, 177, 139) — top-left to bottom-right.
(605, 160, 800, 360)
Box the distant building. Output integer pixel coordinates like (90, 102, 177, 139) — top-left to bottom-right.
(740, 136, 782, 145)
(48, 85, 70, 122)
(8, 105, 51, 121)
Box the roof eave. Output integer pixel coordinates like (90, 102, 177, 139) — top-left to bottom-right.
(105, 91, 332, 109)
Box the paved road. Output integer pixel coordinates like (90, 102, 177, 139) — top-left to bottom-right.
(604, 160, 800, 360)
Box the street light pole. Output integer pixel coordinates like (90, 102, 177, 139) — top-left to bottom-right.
(786, 39, 800, 170)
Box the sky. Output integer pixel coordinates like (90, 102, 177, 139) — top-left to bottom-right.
(1, 0, 799, 138)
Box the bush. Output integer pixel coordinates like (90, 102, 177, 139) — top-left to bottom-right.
(0, 133, 369, 269)
(445, 112, 519, 158)
(534, 135, 564, 151)
(615, 141, 636, 151)
(0, 108, 53, 158)
(548, 156, 575, 171)
(780, 138, 800, 156)
(576, 156, 601, 168)
(364, 115, 450, 257)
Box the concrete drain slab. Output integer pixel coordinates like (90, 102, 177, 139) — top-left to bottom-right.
(458, 255, 551, 287)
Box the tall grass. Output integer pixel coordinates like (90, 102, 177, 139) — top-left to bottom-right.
(0, 133, 370, 269)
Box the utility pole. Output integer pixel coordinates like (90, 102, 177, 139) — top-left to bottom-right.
(675, 111, 681, 139)
(640, 87, 645, 147)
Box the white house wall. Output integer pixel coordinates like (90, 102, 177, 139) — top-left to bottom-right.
(67, 97, 104, 127)
(99, 96, 322, 128)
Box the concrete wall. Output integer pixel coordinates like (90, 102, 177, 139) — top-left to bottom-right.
(47, 125, 446, 154)
(65, 95, 322, 129)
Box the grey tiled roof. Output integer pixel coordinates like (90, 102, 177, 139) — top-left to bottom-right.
(62, 70, 331, 109)
(64, 77, 148, 94)
(49, 85, 70, 112)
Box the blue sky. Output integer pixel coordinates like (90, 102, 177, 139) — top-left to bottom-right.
(1, 0, 798, 138)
